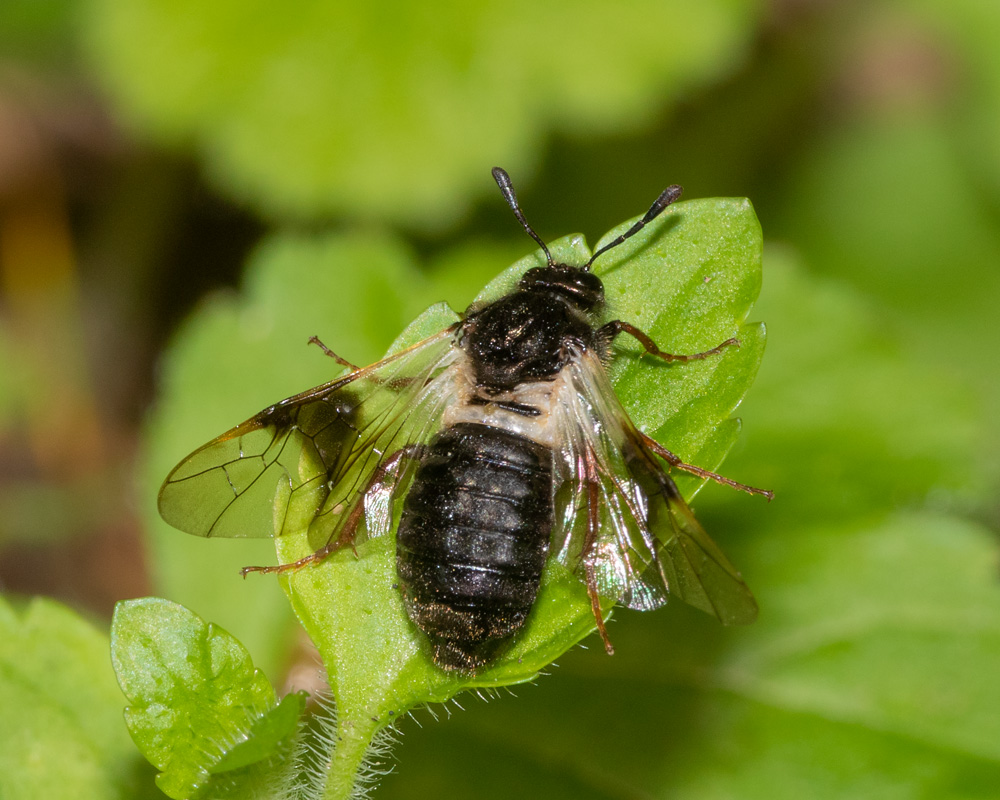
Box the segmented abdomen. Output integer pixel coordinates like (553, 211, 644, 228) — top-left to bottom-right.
(396, 421, 553, 671)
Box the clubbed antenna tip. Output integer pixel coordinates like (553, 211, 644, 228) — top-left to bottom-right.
(585, 184, 683, 269)
(492, 167, 554, 266)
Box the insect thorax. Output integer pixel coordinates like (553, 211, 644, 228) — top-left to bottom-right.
(463, 280, 600, 392)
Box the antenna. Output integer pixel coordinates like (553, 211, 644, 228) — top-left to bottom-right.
(492, 167, 554, 266)
(584, 184, 683, 269)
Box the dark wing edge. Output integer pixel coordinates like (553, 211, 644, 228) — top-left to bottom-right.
(157, 325, 462, 543)
(550, 347, 758, 625)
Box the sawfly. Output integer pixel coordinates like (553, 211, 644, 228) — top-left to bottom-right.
(159, 167, 771, 672)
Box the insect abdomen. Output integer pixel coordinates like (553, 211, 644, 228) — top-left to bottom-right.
(396, 421, 553, 671)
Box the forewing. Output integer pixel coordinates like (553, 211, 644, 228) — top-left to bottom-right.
(158, 326, 461, 544)
(551, 347, 758, 625)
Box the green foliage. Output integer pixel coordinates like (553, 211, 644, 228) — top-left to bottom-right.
(141, 197, 764, 796)
(136, 180, 1000, 797)
(375, 252, 1000, 799)
(111, 597, 304, 799)
(0, 597, 146, 800)
(597, 198, 765, 497)
(6, 0, 1000, 797)
(78, 0, 764, 225)
(726, 248, 987, 520)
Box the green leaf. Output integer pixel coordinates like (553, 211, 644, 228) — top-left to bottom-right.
(727, 511, 1000, 761)
(111, 597, 303, 799)
(469, 197, 765, 497)
(80, 0, 764, 225)
(208, 691, 307, 774)
(595, 197, 765, 498)
(0, 596, 144, 800)
(716, 247, 988, 523)
(146, 198, 764, 796)
(267, 196, 765, 794)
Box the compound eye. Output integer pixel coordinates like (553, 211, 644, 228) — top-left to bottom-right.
(575, 271, 603, 296)
(518, 267, 548, 290)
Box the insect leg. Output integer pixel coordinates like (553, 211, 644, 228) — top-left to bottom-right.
(638, 430, 774, 500)
(311, 322, 462, 393)
(308, 335, 359, 371)
(582, 446, 615, 655)
(599, 320, 739, 362)
(240, 443, 426, 576)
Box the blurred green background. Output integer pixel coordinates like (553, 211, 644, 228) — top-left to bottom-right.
(1, 0, 999, 798)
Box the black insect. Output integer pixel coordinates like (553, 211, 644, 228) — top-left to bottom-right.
(159, 167, 772, 673)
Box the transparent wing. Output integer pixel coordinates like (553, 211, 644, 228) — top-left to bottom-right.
(550, 347, 758, 625)
(158, 325, 462, 548)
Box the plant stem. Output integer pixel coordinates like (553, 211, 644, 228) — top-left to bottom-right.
(321, 714, 382, 800)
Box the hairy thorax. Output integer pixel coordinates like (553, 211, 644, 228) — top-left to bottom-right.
(462, 290, 596, 392)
